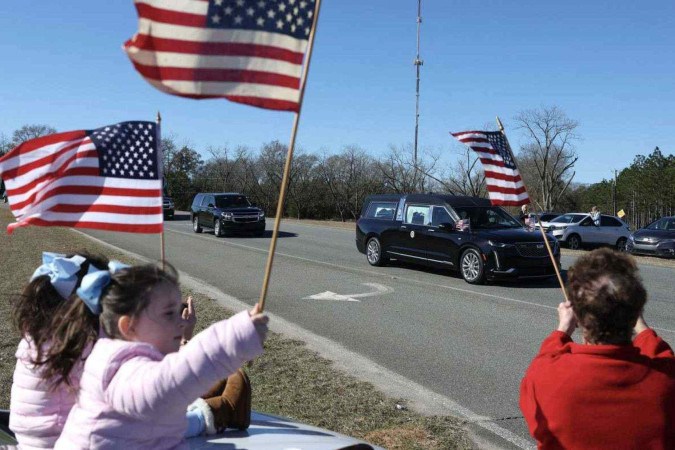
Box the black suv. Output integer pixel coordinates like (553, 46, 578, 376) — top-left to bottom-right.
(191, 193, 265, 237)
(163, 196, 175, 220)
(356, 193, 560, 284)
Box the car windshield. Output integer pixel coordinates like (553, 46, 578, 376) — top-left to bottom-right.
(646, 217, 675, 231)
(452, 206, 522, 229)
(550, 214, 586, 224)
(215, 196, 250, 208)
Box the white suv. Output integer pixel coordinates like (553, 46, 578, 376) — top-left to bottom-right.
(560, 214, 631, 251)
(546, 213, 588, 240)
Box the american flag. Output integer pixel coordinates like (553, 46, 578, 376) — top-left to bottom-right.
(451, 130, 530, 207)
(124, 0, 317, 112)
(0, 122, 163, 235)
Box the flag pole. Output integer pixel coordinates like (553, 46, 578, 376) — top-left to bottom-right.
(258, 0, 323, 312)
(157, 111, 166, 270)
(496, 116, 568, 302)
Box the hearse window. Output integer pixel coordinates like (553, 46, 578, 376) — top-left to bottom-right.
(431, 206, 453, 227)
(451, 206, 521, 229)
(365, 201, 398, 220)
(216, 196, 250, 208)
(405, 205, 431, 225)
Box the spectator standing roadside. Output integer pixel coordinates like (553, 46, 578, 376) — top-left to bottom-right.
(518, 204, 530, 225)
(519, 248, 675, 449)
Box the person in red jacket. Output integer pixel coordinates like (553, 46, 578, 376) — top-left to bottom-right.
(520, 248, 675, 450)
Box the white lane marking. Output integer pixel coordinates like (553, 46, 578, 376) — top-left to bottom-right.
(166, 227, 675, 335)
(303, 283, 393, 302)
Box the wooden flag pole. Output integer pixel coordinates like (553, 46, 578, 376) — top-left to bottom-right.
(496, 117, 569, 302)
(258, 0, 323, 312)
(157, 111, 166, 270)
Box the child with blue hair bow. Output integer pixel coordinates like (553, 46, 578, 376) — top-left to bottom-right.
(10, 251, 109, 448)
(47, 260, 267, 449)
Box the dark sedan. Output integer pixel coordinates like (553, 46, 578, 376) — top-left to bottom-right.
(627, 216, 675, 258)
(355, 193, 560, 284)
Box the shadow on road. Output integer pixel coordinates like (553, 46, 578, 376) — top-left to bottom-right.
(168, 213, 191, 221)
(385, 259, 567, 288)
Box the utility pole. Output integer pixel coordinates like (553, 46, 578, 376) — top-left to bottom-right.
(612, 169, 617, 216)
(413, 0, 423, 191)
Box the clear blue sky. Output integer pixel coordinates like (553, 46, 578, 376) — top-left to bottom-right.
(1, 1, 673, 184)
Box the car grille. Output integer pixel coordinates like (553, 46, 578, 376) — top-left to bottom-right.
(516, 243, 549, 257)
(232, 213, 260, 223)
(635, 238, 657, 244)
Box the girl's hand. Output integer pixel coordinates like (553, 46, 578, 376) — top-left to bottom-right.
(182, 296, 196, 342)
(557, 301, 577, 336)
(249, 302, 269, 344)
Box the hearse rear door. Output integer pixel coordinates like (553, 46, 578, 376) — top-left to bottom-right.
(388, 203, 431, 262)
(418, 205, 460, 268)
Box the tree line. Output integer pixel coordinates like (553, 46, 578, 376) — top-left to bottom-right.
(1, 108, 672, 229)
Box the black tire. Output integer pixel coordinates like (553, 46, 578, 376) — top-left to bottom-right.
(366, 237, 388, 266)
(616, 237, 627, 252)
(192, 217, 202, 233)
(214, 219, 223, 237)
(567, 234, 581, 250)
(460, 248, 485, 284)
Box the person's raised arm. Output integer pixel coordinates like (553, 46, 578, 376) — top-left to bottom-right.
(633, 315, 674, 358)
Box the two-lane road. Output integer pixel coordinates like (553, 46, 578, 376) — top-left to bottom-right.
(80, 215, 675, 448)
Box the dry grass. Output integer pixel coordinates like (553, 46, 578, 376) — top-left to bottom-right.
(0, 206, 473, 449)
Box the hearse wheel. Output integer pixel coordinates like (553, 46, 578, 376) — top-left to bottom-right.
(366, 237, 388, 266)
(460, 248, 485, 284)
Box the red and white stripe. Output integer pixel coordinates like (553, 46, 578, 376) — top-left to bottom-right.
(0, 131, 162, 234)
(124, 0, 309, 112)
(451, 131, 530, 207)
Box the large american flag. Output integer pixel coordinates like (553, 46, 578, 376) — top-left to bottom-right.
(0, 122, 163, 234)
(451, 130, 530, 206)
(124, 0, 317, 112)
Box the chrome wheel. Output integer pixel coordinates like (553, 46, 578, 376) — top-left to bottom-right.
(193, 217, 202, 233)
(460, 249, 484, 284)
(616, 238, 627, 252)
(366, 237, 387, 266)
(214, 220, 222, 237)
(568, 235, 580, 250)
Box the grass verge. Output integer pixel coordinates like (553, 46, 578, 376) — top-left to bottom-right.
(0, 207, 473, 449)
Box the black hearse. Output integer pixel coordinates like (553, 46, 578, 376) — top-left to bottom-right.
(355, 193, 560, 284)
(191, 193, 265, 237)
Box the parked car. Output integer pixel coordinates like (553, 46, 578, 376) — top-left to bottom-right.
(545, 213, 590, 240)
(559, 214, 631, 251)
(627, 216, 675, 258)
(355, 193, 560, 284)
(532, 212, 564, 229)
(191, 193, 265, 237)
(163, 196, 175, 220)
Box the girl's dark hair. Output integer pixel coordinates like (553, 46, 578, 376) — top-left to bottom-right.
(567, 248, 647, 344)
(13, 251, 109, 357)
(39, 262, 178, 388)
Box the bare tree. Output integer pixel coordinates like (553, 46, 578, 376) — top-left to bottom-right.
(11, 124, 57, 146)
(514, 106, 579, 211)
(376, 144, 440, 193)
(444, 147, 487, 196)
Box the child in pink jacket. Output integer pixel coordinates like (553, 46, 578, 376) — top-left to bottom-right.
(10, 252, 109, 449)
(52, 262, 267, 449)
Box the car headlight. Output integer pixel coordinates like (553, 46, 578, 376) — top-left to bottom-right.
(221, 212, 233, 220)
(488, 240, 513, 248)
(628, 235, 634, 242)
(258, 211, 265, 219)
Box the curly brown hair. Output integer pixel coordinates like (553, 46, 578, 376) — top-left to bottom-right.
(567, 248, 647, 344)
(39, 262, 178, 388)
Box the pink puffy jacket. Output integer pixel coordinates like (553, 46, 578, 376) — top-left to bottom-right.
(10, 338, 87, 449)
(54, 310, 263, 449)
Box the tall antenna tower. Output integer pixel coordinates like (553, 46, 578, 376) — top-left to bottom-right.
(413, 0, 423, 184)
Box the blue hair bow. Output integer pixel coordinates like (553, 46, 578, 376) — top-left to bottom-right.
(31, 252, 87, 300)
(76, 261, 130, 315)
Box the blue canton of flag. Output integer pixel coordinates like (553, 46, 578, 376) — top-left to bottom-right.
(484, 132, 516, 169)
(207, 0, 316, 40)
(89, 122, 159, 180)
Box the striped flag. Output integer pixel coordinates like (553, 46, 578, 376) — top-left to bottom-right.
(451, 130, 530, 207)
(124, 0, 317, 112)
(0, 122, 163, 235)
